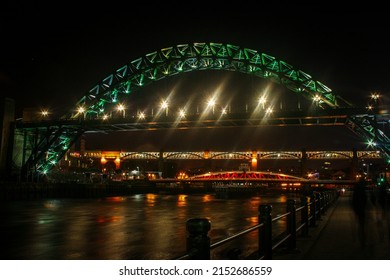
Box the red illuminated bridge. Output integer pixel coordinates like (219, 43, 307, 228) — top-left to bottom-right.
(152, 171, 355, 185)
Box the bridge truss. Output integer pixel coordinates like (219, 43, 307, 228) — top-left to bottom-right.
(13, 43, 390, 179)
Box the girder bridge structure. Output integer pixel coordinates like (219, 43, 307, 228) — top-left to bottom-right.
(13, 42, 390, 180)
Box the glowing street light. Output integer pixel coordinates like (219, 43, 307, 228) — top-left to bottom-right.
(178, 109, 186, 118)
(371, 92, 380, 101)
(207, 98, 216, 114)
(258, 96, 267, 109)
(265, 107, 273, 115)
(138, 112, 146, 120)
(313, 94, 322, 107)
(77, 106, 86, 119)
(40, 109, 49, 120)
(161, 100, 169, 116)
(116, 103, 126, 118)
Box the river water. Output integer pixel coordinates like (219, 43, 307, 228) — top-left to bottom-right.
(1, 192, 301, 260)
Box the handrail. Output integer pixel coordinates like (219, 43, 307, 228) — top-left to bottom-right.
(210, 223, 264, 249)
(174, 189, 339, 260)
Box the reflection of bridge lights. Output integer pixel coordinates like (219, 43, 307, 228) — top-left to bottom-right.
(102, 114, 109, 120)
(221, 108, 228, 115)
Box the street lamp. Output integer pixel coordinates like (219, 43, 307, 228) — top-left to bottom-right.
(179, 109, 186, 118)
(138, 112, 146, 120)
(207, 98, 216, 114)
(371, 92, 380, 101)
(77, 106, 86, 119)
(313, 95, 321, 107)
(40, 110, 49, 120)
(258, 96, 267, 109)
(117, 103, 126, 118)
(161, 100, 169, 116)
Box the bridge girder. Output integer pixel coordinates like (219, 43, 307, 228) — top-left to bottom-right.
(14, 43, 390, 179)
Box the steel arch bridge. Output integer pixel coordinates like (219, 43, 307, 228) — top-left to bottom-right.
(14, 42, 390, 179)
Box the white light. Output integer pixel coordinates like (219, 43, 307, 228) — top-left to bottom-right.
(161, 100, 168, 109)
(138, 112, 145, 120)
(77, 107, 85, 114)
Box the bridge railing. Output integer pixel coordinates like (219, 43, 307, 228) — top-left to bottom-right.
(174, 190, 338, 260)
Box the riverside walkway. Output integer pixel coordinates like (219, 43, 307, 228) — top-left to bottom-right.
(274, 190, 390, 260)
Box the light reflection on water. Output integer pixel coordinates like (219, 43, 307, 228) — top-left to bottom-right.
(1, 193, 300, 260)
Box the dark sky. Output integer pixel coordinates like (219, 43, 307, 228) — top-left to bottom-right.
(1, 3, 389, 151)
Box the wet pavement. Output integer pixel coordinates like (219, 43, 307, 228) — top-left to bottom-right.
(274, 191, 390, 260)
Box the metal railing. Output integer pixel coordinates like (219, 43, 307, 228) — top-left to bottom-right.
(174, 190, 339, 260)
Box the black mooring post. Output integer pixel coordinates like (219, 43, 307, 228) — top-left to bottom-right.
(310, 193, 317, 227)
(186, 218, 211, 259)
(300, 196, 309, 237)
(258, 204, 272, 259)
(287, 199, 297, 251)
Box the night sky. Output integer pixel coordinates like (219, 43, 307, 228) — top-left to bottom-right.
(1, 3, 389, 151)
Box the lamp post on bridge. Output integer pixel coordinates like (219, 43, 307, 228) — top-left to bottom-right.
(117, 103, 126, 118)
(161, 100, 169, 117)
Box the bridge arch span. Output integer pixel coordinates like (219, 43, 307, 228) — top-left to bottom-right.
(70, 42, 352, 119)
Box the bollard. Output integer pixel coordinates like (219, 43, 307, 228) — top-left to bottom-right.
(300, 196, 309, 237)
(286, 199, 297, 251)
(258, 204, 273, 259)
(315, 192, 322, 220)
(322, 192, 328, 213)
(310, 193, 317, 227)
(320, 192, 325, 215)
(186, 218, 211, 259)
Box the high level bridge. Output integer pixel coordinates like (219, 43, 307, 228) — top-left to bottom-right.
(10, 42, 390, 180)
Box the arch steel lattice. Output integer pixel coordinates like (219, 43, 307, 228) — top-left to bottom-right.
(69, 42, 352, 119)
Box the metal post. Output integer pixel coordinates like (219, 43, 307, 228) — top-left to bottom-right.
(287, 199, 297, 251)
(322, 192, 328, 213)
(258, 204, 272, 259)
(316, 192, 322, 220)
(186, 218, 211, 259)
(300, 196, 309, 237)
(310, 193, 317, 227)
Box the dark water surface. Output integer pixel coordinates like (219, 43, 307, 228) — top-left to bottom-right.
(1, 193, 298, 260)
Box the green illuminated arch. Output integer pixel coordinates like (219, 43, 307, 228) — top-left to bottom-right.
(69, 42, 350, 119)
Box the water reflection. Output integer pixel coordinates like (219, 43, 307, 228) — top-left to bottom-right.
(1, 193, 298, 260)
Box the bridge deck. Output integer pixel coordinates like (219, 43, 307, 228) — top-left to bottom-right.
(274, 191, 390, 259)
